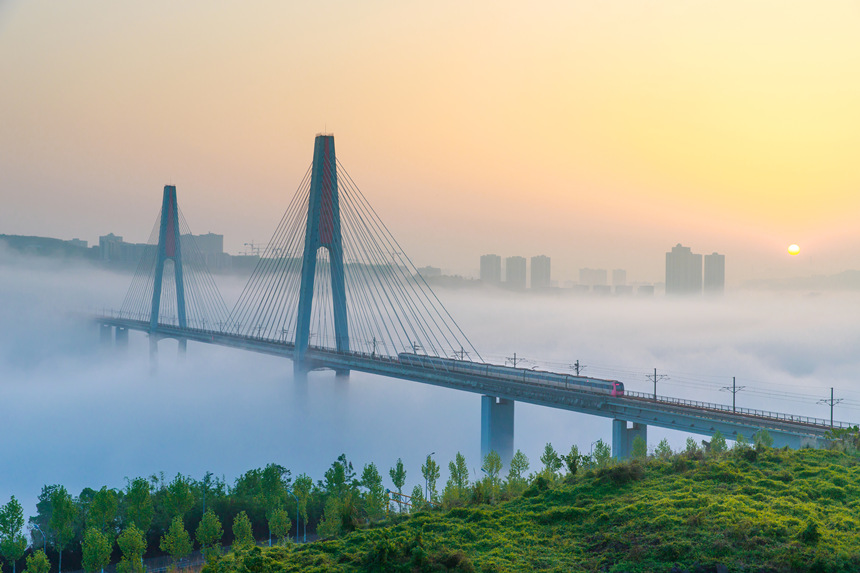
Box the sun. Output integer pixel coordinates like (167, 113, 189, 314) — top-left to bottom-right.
(788, 244, 800, 256)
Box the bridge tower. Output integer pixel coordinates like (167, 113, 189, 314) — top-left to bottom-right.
(150, 185, 188, 356)
(295, 135, 350, 375)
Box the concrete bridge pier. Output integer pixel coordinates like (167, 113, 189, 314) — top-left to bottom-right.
(481, 395, 514, 468)
(149, 336, 159, 374)
(178, 338, 187, 357)
(100, 324, 113, 346)
(115, 327, 129, 350)
(612, 419, 647, 460)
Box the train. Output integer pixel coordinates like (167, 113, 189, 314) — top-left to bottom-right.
(397, 352, 624, 397)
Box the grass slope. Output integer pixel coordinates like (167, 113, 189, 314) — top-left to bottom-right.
(204, 447, 860, 573)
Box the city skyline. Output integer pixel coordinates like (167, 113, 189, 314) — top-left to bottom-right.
(3, 2, 860, 285)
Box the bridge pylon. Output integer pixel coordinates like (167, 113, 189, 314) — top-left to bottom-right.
(150, 185, 188, 357)
(294, 135, 350, 376)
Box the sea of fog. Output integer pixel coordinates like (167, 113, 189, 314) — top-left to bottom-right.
(2, 253, 860, 518)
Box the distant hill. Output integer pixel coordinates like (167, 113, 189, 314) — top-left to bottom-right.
(206, 447, 860, 572)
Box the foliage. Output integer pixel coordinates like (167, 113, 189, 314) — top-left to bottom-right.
(442, 452, 469, 507)
(293, 473, 313, 542)
(592, 439, 612, 468)
(631, 436, 647, 460)
(159, 516, 192, 570)
(420, 455, 441, 504)
(753, 428, 774, 450)
(195, 509, 223, 561)
(49, 486, 76, 573)
(388, 459, 406, 514)
(23, 551, 49, 573)
(539, 443, 562, 479)
(116, 525, 146, 573)
(359, 464, 386, 522)
(507, 450, 530, 494)
(87, 487, 118, 534)
(123, 478, 153, 532)
(200, 447, 860, 572)
(654, 438, 673, 459)
(267, 508, 290, 544)
(0, 496, 27, 573)
(685, 436, 699, 454)
(710, 431, 727, 454)
(81, 528, 112, 573)
(231, 512, 253, 549)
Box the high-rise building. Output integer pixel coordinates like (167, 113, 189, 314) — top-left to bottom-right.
(665, 243, 703, 295)
(704, 252, 725, 294)
(612, 269, 627, 286)
(416, 265, 442, 279)
(530, 255, 551, 289)
(579, 268, 608, 286)
(480, 254, 502, 283)
(505, 256, 527, 289)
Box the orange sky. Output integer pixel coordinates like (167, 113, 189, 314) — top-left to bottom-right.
(2, 1, 859, 283)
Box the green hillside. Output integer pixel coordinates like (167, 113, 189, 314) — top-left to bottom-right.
(204, 446, 860, 573)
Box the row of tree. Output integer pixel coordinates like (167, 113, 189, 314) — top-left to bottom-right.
(1, 432, 772, 573)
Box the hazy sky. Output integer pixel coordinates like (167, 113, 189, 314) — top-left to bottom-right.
(2, 1, 860, 283)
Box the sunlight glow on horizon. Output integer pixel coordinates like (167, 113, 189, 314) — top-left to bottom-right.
(2, 1, 860, 282)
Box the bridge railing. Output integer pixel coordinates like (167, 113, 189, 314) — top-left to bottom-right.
(623, 389, 854, 430)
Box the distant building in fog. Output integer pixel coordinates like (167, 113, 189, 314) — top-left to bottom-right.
(417, 265, 442, 279)
(612, 269, 626, 286)
(579, 268, 607, 286)
(637, 285, 655, 296)
(530, 255, 551, 289)
(665, 243, 703, 295)
(480, 254, 502, 283)
(505, 256, 527, 289)
(704, 252, 725, 294)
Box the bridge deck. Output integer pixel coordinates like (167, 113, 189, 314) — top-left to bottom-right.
(97, 316, 849, 447)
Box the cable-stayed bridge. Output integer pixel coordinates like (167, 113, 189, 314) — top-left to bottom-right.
(95, 135, 850, 462)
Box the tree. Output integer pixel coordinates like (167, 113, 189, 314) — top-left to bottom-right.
(685, 437, 700, 454)
(409, 486, 424, 512)
(260, 464, 290, 546)
(734, 433, 750, 449)
(562, 445, 581, 478)
(360, 463, 386, 522)
(165, 474, 194, 520)
(420, 455, 441, 505)
(316, 497, 341, 539)
(654, 438, 673, 459)
(87, 488, 118, 534)
(593, 440, 612, 468)
(631, 436, 648, 460)
(540, 443, 562, 479)
(49, 486, 76, 573)
(231, 511, 253, 548)
(753, 428, 774, 450)
(710, 431, 728, 454)
(23, 551, 49, 573)
(81, 528, 112, 573)
(388, 459, 407, 514)
(116, 525, 146, 573)
(0, 496, 27, 573)
(506, 450, 530, 494)
(267, 508, 290, 545)
(159, 516, 191, 570)
(123, 478, 153, 533)
(482, 451, 502, 504)
(442, 452, 469, 506)
(293, 474, 312, 543)
(195, 509, 223, 561)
